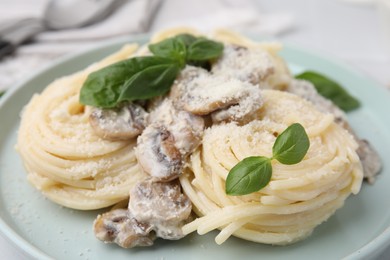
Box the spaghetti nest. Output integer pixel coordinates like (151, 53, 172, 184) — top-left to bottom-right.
(16, 28, 364, 246)
(16, 44, 148, 210)
(180, 90, 363, 245)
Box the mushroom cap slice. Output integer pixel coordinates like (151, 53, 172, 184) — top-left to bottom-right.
(93, 208, 155, 248)
(137, 99, 205, 181)
(210, 83, 263, 123)
(136, 124, 183, 182)
(356, 139, 382, 184)
(148, 99, 205, 155)
(171, 66, 240, 115)
(171, 66, 263, 122)
(129, 180, 192, 240)
(89, 103, 148, 141)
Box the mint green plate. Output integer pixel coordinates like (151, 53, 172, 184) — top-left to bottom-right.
(0, 35, 389, 260)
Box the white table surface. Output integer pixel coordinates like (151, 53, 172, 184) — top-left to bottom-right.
(0, 0, 389, 259)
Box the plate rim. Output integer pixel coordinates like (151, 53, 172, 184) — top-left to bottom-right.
(0, 33, 389, 260)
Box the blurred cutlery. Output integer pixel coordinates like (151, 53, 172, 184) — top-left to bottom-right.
(0, 0, 122, 59)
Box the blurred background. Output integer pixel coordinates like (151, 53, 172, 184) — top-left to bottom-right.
(0, 0, 389, 95)
(0, 0, 389, 259)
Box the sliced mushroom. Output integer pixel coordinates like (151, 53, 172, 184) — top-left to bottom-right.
(287, 79, 382, 182)
(129, 180, 192, 240)
(356, 139, 382, 184)
(93, 208, 155, 248)
(210, 85, 263, 123)
(148, 99, 205, 154)
(211, 44, 275, 84)
(136, 124, 183, 182)
(173, 109, 205, 154)
(137, 100, 205, 181)
(89, 102, 148, 141)
(170, 66, 263, 122)
(169, 65, 209, 110)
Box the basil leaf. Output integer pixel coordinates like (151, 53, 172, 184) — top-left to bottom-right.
(272, 123, 310, 165)
(0, 91, 4, 98)
(295, 71, 360, 112)
(175, 34, 210, 69)
(225, 124, 311, 196)
(79, 56, 177, 108)
(187, 38, 224, 61)
(226, 156, 272, 196)
(174, 34, 197, 47)
(149, 37, 187, 67)
(80, 34, 224, 109)
(118, 63, 180, 102)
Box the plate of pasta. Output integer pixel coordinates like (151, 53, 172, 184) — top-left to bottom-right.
(0, 28, 390, 260)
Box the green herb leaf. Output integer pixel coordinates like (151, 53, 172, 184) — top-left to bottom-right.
(79, 56, 178, 108)
(225, 124, 310, 196)
(148, 37, 187, 67)
(149, 34, 224, 66)
(80, 34, 224, 108)
(118, 63, 180, 102)
(0, 91, 4, 98)
(187, 38, 224, 61)
(174, 34, 198, 47)
(272, 123, 310, 165)
(295, 71, 360, 112)
(226, 156, 272, 196)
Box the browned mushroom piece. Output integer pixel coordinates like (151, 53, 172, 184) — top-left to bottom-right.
(170, 66, 263, 123)
(136, 124, 183, 182)
(356, 139, 382, 184)
(89, 102, 148, 141)
(136, 100, 205, 181)
(93, 208, 155, 248)
(148, 99, 205, 154)
(172, 109, 205, 154)
(211, 44, 275, 84)
(210, 85, 263, 123)
(169, 65, 208, 110)
(129, 180, 192, 240)
(287, 79, 382, 182)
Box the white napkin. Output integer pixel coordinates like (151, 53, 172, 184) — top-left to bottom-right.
(36, 0, 161, 42)
(0, 0, 161, 91)
(152, 0, 294, 35)
(0, 0, 295, 92)
(1, 0, 161, 56)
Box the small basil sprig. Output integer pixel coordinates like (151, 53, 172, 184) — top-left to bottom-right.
(80, 57, 179, 108)
(295, 71, 360, 112)
(148, 35, 189, 67)
(187, 38, 224, 61)
(79, 34, 224, 108)
(225, 123, 310, 196)
(149, 34, 223, 68)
